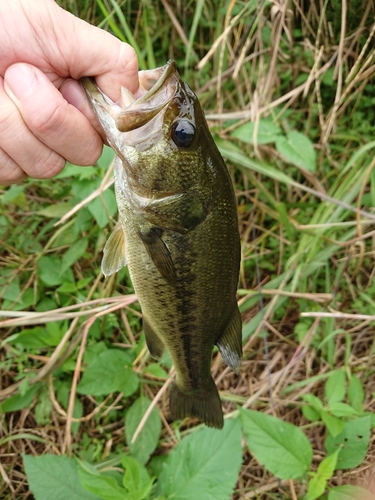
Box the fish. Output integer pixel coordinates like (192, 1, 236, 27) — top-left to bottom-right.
(81, 60, 242, 429)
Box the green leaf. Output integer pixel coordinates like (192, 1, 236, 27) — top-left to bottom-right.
(157, 418, 242, 499)
(240, 408, 312, 479)
(34, 388, 52, 426)
(0, 278, 21, 301)
(38, 255, 74, 286)
(77, 349, 139, 396)
(231, 119, 282, 145)
(316, 448, 340, 480)
(348, 375, 364, 412)
(142, 363, 168, 379)
(12, 324, 64, 348)
(23, 454, 101, 500)
(2, 184, 26, 208)
(36, 202, 75, 218)
(1, 384, 40, 413)
(306, 449, 339, 500)
(121, 455, 153, 498)
(60, 237, 89, 273)
(275, 131, 316, 171)
(78, 460, 129, 500)
(321, 410, 344, 437)
(88, 189, 117, 228)
(328, 485, 375, 500)
(325, 416, 371, 469)
(125, 396, 162, 465)
(325, 369, 346, 405)
(301, 404, 321, 422)
(328, 402, 358, 418)
(302, 394, 324, 414)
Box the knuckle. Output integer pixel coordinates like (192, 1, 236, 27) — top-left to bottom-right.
(0, 149, 26, 185)
(0, 104, 18, 136)
(30, 101, 69, 138)
(28, 150, 66, 179)
(76, 138, 103, 166)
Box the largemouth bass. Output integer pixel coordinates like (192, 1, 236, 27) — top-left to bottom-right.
(81, 60, 242, 429)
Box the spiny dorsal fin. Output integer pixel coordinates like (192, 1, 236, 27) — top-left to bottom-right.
(101, 223, 127, 277)
(216, 305, 242, 374)
(139, 227, 177, 286)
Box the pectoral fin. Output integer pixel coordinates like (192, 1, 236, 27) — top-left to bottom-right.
(145, 189, 210, 234)
(216, 305, 242, 374)
(139, 227, 177, 285)
(143, 316, 164, 360)
(101, 223, 127, 277)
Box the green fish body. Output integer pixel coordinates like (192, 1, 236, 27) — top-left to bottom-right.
(82, 61, 242, 429)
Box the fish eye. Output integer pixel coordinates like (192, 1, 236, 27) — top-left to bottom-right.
(171, 120, 196, 148)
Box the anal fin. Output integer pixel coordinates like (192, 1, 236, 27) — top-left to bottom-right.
(101, 223, 127, 277)
(143, 316, 165, 360)
(139, 227, 177, 286)
(216, 305, 242, 374)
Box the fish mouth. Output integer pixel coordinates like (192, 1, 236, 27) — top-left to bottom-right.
(81, 60, 179, 136)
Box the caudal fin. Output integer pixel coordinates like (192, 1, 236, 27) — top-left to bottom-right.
(169, 379, 223, 429)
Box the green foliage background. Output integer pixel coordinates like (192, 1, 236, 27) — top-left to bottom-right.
(1, 1, 375, 498)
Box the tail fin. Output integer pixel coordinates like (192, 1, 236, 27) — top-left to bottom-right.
(169, 379, 223, 429)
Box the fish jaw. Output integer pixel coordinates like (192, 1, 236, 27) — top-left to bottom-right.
(80, 60, 179, 152)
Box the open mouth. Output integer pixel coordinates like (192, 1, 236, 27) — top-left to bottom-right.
(81, 60, 179, 134)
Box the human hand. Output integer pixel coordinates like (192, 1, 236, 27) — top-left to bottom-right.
(0, 0, 139, 184)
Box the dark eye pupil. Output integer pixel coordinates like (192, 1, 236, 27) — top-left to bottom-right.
(171, 120, 195, 147)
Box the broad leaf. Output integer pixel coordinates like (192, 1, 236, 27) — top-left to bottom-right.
(157, 418, 242, 499)
(276, 131, 316, 171)
(325, 369, 346, 405)
(61, 237, 89, 273)
(325, 416, 371, 469)
(77, 349, 139, 396)
(125, 396, 162, 465)
(328, 485, 375, 500)
(36, 202, 75, 218)
(321, 410, 344, 437)
(88, 189, 117, 228)
(347, 375, 364, 412)
(306, 449, 339, 500)
(78, 461, 130, 500)
(38, 255, 74, 286)
(328, 402, 358, 418)
(121, 455, 154, 499)
(23, 454, 101, 500)
(231, 119, 282, 145)
(240, 408, 312, 479)
(1, 384, 40, 413)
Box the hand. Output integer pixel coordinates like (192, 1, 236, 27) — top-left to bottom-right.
(0, 0, 139, 184)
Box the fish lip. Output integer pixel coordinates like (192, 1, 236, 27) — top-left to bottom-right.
(80, 59, 179, 134)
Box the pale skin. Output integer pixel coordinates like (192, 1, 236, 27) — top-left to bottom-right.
(0, 0, 140, 184)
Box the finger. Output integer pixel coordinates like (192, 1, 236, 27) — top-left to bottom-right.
(60, 79, 108, 143)
(50, 4, 140, 99)
(0, 75, 65, 181)
(0, 147, 27, 185)
(4, 63, 103, 170)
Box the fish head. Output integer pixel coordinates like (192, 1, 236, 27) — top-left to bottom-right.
(81, 60, 214, 203)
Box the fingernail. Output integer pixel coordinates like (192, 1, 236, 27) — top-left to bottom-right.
(5, 63, 38, 99)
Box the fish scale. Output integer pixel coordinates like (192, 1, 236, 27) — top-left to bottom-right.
(82, 60, 242, 429)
